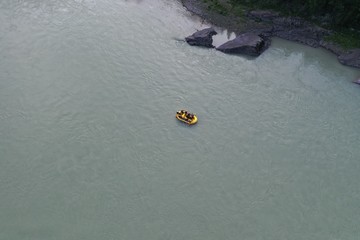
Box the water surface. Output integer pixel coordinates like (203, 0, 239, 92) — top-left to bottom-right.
(1, 0, 360, 239)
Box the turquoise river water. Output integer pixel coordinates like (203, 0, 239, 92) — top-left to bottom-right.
(1, 0, 360, 239)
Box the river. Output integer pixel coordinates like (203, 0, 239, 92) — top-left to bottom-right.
(0, 0, 360, 239)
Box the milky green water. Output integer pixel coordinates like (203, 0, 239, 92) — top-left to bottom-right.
(1, 0, 360, 239)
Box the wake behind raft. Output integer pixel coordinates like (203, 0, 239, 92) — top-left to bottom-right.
(176, 110, 198, 125)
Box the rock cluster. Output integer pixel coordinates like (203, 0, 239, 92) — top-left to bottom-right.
(185, 29, 270, 57)
(182, 6, 360, 68)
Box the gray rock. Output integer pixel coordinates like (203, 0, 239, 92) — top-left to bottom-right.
(216, 33, 270, 56)
(185, 27, 217, 48)
(338, 49, 360, 68)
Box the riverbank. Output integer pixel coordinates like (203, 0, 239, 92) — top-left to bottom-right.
(180, 0, 360, 69)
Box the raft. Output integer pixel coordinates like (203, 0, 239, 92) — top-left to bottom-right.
(176, 110, 198, 125)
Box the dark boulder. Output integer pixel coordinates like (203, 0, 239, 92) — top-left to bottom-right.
(338, 49, 360, 68)
(185, 27, 217, 48)
(216, 33, 270, 57)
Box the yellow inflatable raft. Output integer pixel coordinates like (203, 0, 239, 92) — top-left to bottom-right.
(176, 110, 198, 125)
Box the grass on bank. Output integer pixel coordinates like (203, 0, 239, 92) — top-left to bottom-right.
(203, 0, 229, 15)
(325, 30, 360, 50)
(202, 0, 360, 49)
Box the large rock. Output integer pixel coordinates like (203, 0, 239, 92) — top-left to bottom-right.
(216, 33, 270, 56)
(185, 27, 217, 48)
(338, 49, 360, 68)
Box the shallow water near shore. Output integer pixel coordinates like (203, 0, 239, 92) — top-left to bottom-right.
(1, 0, 360, 239)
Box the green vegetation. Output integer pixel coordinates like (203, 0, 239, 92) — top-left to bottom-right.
(203, 0, 229, 15)
(201, 0, 360, 48)
(228, 0, 360, 30)
(325, 30, 360, 49)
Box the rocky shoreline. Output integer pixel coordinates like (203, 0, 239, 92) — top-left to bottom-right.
(180, 0, 360, 69)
